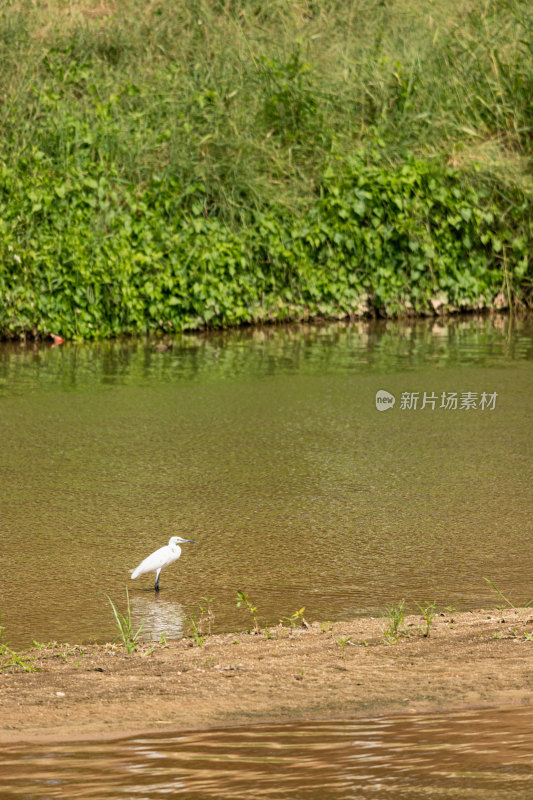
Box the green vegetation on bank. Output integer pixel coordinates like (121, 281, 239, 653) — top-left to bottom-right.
(0, 0, 531, 339)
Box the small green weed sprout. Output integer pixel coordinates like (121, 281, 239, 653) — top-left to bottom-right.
(280, 607, 306, 630)
(415, 600, 437, 637)
(337, 636, 350, 659)
(483, 577, 533, 615)
(56, 644, 78, 663)
(444, 605, 457, 613)
(1, 649, 38, 672)
(108, 588, 144, 654)
(524, 632, 533, 641)
(198, 596, 215, 635)
(236, 590, 260, 633)
(383, 600, 407, 642)
(0, 613, 38, 672)
(184, 596, 215, 647)
(483, 577, 514, 609)
(140, 632, 169, 658)
(188, 615, 204, 647)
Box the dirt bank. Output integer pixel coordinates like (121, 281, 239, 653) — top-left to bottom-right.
(1, 609, 532, 743)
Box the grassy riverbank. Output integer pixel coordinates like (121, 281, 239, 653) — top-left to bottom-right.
(1, 0, 532, 339)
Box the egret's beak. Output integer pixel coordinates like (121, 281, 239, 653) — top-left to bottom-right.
(180, 538, 197, 543)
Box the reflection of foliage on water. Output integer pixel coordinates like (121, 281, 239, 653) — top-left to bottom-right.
(0, 317, 531, 396)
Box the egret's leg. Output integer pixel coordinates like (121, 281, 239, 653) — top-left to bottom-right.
(154, 569, 161, 592)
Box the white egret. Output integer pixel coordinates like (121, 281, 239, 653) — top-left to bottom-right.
(131, 536, 196, 592)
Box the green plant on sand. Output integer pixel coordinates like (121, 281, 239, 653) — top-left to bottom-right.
(236, 590, 260, 634)
(483, 578, 533, 614)
(415, 600, 438, 637)
(0, 613, 38, 672)
(280, 607, 307, 630)
(383, 600, 407, 642)
(108, 588, 144, 654)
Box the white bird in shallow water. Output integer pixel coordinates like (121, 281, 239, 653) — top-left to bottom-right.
(131, 536, 196, 592)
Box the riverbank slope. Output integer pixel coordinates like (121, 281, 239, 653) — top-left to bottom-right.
(1, 1, 531, 339)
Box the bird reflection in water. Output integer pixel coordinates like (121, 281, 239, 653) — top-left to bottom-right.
(128, 594, 186, 641)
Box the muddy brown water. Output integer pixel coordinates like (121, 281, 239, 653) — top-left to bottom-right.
(1, 706, 533, 798)
(0, 317, 532, 649)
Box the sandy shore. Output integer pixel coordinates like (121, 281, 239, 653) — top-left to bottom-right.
(1, 609, 532, 743)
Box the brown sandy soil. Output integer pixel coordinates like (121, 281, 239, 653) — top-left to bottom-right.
(1, 609, 532, 744)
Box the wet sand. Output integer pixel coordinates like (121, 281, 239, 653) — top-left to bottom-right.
(1, 609, 532, 743)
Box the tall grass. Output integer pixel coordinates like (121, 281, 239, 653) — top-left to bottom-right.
(108, 589, 144, 653)
(1, 0, 531, 216)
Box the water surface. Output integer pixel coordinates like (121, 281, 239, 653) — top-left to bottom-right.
(0, 317, 532, 648)
(1, 706, 532, 798)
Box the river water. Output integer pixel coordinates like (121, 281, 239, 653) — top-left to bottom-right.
(1, 706, 533, 799)
(0, 317, 532, 648)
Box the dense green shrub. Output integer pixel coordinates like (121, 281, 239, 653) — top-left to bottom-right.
(0, 153, 530, 339)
